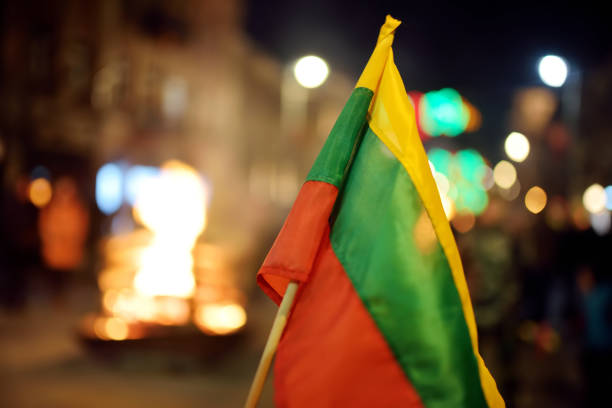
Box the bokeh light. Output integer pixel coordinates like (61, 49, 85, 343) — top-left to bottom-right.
(194, 303, 247, 335)
(525, 186, 547, 214)
(512, 88, 558, 136)
(590, 211, 611, 236)
(538, 55, 568, 87)
(456, 181, 488, 215)
(451, 212, 476, 233)
(463, 99, 482, 132)
(104, 317, 129, 341)
(455, 149, 487, 184)
(125, 165, 160, 205)
(94, 316, 129, 341)
(499, 179, 521, 201)
(433, 172, 450, 197)
(420, 88, 469, 137)
(440, 195, 456, 220)
(482, 166, 494, 191)
(427, 148, 488, 215)
(28, 178, 53, 208)
(605, 185, 612, 210)
(582, 183, 606, 214)
(493, 160, 517, 189)
(293, 56, 329, 88)
(428, 148, 452, 176)
(504, 132, 530, 162)
(96, 163, 123, 215)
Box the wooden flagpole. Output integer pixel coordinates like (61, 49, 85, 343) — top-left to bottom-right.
(245, 281, 299, 408)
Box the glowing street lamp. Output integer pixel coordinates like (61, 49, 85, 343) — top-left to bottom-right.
(583, 183, 607, 214)
(493, 160, 517, 190)
(293, 56, 329, 89)
(525, 186, 547, 214)
(538, 55, 568, 88)
(272, 55, 330, 203)
(504, 131, 530, 162)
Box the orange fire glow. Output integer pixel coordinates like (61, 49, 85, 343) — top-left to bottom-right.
(132, 160, 207, 298)
(194, 303, 247, 335)
(94, 159, 246, 339)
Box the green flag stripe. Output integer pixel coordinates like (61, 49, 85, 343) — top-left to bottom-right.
(330, 126, 488, 407)
(306, 87, 373, 187)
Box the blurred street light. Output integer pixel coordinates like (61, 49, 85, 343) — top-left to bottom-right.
(420, 88, 469, 137)
(538, 55, 568, 87)
(293, 56, 329, 89)
(427, 148, 488, 215)
(272, 55, 330, 205)
(29, 178, 53, 208)
(605, 185, 612, 210)
(590, 211, 611, 236)
(582, 183, 607, 214)
(493, 160, 517, 190)
(525, 186, 547, 214)
(504, 131, 530, 162)
(96, 162, 123, 215)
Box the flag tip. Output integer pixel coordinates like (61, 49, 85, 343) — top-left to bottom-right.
(385, 15, 402, 28)
(356, 15, 401, 91)
(378, 15, 401, 43)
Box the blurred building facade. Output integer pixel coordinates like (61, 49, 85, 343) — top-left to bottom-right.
(1, 0, 353, 295)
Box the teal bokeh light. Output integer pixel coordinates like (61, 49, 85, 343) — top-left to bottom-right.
(428, 148, 453, 176)
(420, 88, 469, 137)
(427, 148, 489, 215)
(455, 149, 487, 183)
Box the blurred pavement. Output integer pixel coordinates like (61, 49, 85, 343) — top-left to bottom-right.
(0, 281, 277, 408)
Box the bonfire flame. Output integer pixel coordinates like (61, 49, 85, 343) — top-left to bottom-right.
(133, 160, 206, 298)
(94, 160, 246, 339)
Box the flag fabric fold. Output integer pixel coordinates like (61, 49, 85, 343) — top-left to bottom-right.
(257, 15, 505, 408)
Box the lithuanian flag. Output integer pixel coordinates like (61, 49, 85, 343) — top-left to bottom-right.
(257, 15, 505, 407)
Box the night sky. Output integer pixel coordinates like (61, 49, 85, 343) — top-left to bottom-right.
(245, 0, 612, 159)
